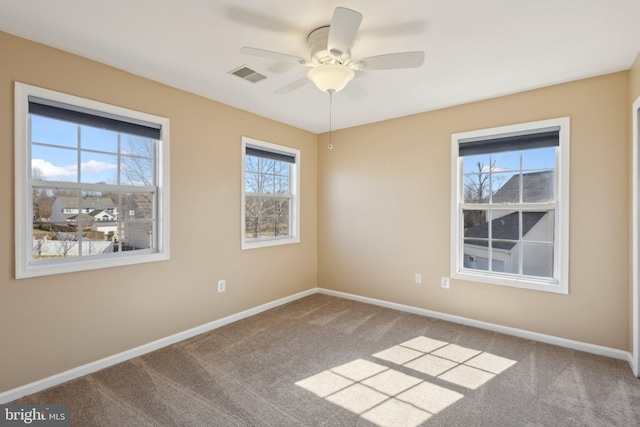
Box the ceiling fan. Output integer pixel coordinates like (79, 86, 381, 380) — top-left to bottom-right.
(240, 7, 425, 95)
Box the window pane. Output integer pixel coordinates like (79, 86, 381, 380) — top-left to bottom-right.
(80, 125, 118, 153)
(491, 172, 519, 203)
(261, 197, 276, 216)
(121, 221, 153, 250)
(81, 230, 114, 256)
(463, 210, 487, 237)
(261, 173, 275, 193)
(32, 187, 55, 221)
(462, 154, 491, 175)
(275, 199, 290, 217)
(276, 217, 289, 237)
(491, 245, 518, 274)
(522, 211, 554, 242)
(245, 217, 259, 238)
(31, 115, 77, 148)
(275, 199, 290, 237)
(31, 145, 78, 182)
(463, 175, 490, 203)
(275, 161, 289, 175)
(522, 242, 554, 278)
(120, 155, 153, 186)
(491, 151, 520, 172)
(522, 146, 555, 171)
(244, 172, 261, 193)
(245, 195, 260, 217)
(121, 135, 154, 159)
(80, 151, 118, 184)
(34, 218, 80, 259)
(246, 156, 259, 173)
(491, 211, 518, 241)
(522, 171, 554, 203)
(259, 217, 276, 238)
(275, 176, 289, 193)
(259, 158, 276, 174)
(463, 251, 489, 271)
(488, 256, 507, 273)
(122, 193, 154, 220)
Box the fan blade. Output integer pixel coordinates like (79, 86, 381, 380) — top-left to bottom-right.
(275, 78, 310, 94)
(327, 7, 363, 59)
(240, 47, 306, 64)
(356, 51, 425, 70)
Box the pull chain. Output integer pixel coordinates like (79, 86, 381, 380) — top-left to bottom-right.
(328, 89, 334, 150)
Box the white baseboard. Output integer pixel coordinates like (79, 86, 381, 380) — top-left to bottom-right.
(1, 286, 633, 403)
(0, 288, 316, 404)
(317, 288, 632, 363)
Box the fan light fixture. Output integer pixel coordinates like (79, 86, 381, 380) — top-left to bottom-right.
(307, 63, 354, 93)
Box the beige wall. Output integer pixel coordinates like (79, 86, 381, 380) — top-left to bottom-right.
(630, 52, 640, 102)
(318, 71, 630, 351)
(0, 31, 318, 393)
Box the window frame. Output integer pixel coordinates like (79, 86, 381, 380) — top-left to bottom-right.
(241, 136, 300, 250)
(450, 117, 570, 293)
(15, 82, 170, 278)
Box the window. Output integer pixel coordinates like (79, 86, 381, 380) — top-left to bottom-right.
(241, 137, 300, 249)
(15, 82, 170, 278)
(451, 117, 569, 293)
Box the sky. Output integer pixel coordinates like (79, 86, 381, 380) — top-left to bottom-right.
(30, 115, 154, 186)
(462, 147, 555, 193)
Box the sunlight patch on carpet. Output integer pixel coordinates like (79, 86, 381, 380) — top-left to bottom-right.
(295, 336, 517, 427)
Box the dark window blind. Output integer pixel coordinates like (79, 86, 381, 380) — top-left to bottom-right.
(246, 146, 295, 164)
(29, 96, 161, 140)
(459, 126, 560, 156)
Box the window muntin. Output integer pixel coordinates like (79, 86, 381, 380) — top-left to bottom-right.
(451, 118, 569, 293)
(241, 137, 300, 249)
(15, 83, 170, 278)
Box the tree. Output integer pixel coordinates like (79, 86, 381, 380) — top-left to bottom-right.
(244, 156, 290, 239)
(463, 160, 494, 229)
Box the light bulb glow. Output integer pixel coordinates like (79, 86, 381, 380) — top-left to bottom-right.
(307, 63, 355, 93)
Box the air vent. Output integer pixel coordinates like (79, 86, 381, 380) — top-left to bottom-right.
(229, 66, 267, 83)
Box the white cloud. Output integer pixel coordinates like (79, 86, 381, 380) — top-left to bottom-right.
(480, 165, 506, 173)
(31, 158, 75, 179)
(32, 159, 117, 180)
(80, 160, 118, 173)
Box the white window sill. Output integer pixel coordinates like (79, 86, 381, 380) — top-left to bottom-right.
(451, 269, 568, 294)
(242, 236, 299, 250)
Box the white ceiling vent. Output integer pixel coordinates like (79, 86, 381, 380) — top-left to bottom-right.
(229, 66, 267, 83)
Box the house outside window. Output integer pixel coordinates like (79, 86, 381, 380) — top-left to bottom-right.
(450, 117, 570, 293)
(15, 82, 170, 278)
(241, 137, 300, 250)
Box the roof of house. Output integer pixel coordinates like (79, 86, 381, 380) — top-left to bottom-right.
(89, 210, 116, 218)
(464, 212, 547, 250)
(55, 196, 116, 210)
(492, 170, 554, 203)
(65, 213, 97, 222)
(463, 171, 553, 250)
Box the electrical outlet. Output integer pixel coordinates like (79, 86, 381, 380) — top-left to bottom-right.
(441, 277, 450, 289)
(415, 273, 422, 284)
(217, 279, 226, 293)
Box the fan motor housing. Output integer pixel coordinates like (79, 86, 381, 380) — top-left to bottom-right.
(307, 26, 351, 65)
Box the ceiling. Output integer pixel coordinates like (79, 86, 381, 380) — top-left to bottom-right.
(2, 0, 640, 134)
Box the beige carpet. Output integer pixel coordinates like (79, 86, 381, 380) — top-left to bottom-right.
(13, 293, 640, 426)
